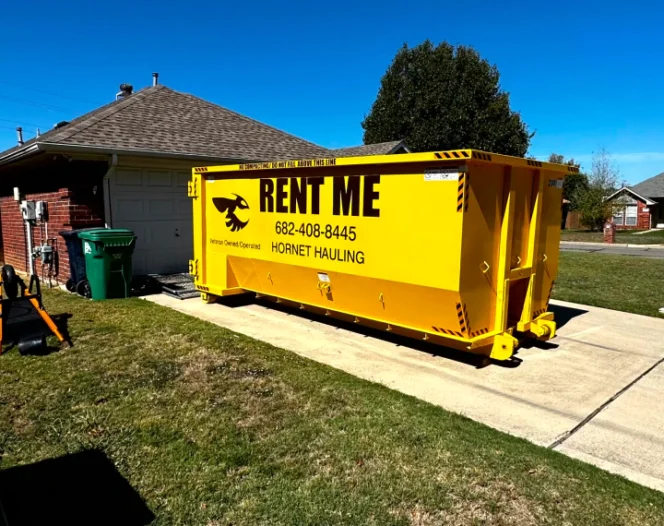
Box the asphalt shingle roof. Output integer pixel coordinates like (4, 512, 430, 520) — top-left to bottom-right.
(0, 85, 331, 162)
(630, 172, 664, 199)
(331, 140, 406, 157)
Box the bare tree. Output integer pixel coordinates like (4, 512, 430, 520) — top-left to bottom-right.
(577, 148, 621, 231)
(589, 148, 620, 190)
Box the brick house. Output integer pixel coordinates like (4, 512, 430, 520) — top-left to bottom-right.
(0, 80, 406, 277)
(606, 180, 663, 230)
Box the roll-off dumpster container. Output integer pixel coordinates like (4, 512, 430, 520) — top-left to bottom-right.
(189, 150, 577, 360)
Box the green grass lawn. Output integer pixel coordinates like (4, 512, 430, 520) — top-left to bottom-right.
(554, 252, 664, 318)
(2, 287, 664, 524)
(561, 228, 664, 244)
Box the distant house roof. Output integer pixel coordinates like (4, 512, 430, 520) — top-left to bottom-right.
(606, 186, 656, 206)
(0, 85, 331, 165)
(331, 140, 409, 157)
(630, 172, 664, 199)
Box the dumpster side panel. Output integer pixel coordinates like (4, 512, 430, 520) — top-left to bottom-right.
(196, 167, 472, 337)
(509, 168, 537, 271)
(459, 162, 506, 337)
(533, 169, 565, 315)
(459, 163, 564, 340)
(228, 257, 465, 337)
(199, 171, 463, 289)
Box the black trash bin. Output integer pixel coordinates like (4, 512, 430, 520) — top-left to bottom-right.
(59, 228, 103, 296)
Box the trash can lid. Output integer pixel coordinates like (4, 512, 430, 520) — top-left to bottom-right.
(79, 228, 136, 241)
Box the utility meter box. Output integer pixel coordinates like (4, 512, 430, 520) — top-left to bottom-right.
(35, 201, 48, 222)
(189, 150, 576, 360)
(20, 201, 36, 222)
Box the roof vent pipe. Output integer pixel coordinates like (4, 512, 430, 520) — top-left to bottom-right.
(152, 72, 159, 86)
(16, 127, 24, 146)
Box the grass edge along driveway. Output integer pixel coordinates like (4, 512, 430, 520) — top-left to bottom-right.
(554, 251, 664, 318)
(561, 229, 664, 245)
(1, 289, 664, 525)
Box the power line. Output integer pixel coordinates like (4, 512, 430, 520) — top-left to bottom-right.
(0, 80, 97, 105)
(0, 124, 24, 131)
(0, 94, 72, 113)
(0, 117, 48, 128)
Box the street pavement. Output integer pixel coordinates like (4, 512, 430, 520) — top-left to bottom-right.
(148, 294, 664, 493)
(561, 241, 664, 258)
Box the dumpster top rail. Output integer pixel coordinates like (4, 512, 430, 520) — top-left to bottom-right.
(193, 149, 579, 176)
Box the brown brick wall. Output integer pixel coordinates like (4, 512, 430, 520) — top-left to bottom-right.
(0, 187, 104, 277)
(638, 200, 651, 229)
(615, 199, 652, 230)
(0, 158, 106, 278)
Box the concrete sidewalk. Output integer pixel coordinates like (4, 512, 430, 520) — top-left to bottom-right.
(146, 294, 664, 492)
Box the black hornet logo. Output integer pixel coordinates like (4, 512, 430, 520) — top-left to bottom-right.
(213, 194, 249, 232)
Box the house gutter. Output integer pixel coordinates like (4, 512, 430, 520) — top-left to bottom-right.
(0, 142, 254, 167)
(103, 153, 118, 228)
(0, 143, 41, 165)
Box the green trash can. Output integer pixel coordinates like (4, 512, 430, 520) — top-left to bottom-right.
(79, 229, 137, 300)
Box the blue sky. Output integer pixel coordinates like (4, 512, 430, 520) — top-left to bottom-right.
(1, 0, 663, 184)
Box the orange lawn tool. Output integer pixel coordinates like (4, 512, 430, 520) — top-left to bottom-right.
(0, 265, 68, 355)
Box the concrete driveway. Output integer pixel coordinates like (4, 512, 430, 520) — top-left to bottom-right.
(146, 294, 664, 492)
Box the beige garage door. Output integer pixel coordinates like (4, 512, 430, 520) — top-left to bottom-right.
(110, 167, 192, 275)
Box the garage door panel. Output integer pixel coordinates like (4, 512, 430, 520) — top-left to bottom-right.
(131, 251, 149, 276)
(145, 248, 190, 275)
(176, 172, 189, 186)
(177, 198, 192, 215)
(178, 226, 193, 245)
(149, 199, 175, 216)
(147, 170, 172, 187)
(116, 169, 143, 186)
(116, 199, 144, 220)
(111, 166, 193, 275)
(117, 222, 146, 240)
(148, 221, 183, 247)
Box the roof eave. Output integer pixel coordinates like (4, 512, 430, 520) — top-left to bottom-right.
(388, 141, 411, 154)
(607, 186, 657, 205)
(3, 142, 257, 165)
(0, 143, 42, 166)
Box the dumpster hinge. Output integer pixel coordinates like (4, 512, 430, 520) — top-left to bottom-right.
(188, 259, 198, 278)
(187, 179, 198, 198)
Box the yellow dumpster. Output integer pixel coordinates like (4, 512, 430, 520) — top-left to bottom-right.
(189, 150, 577, 360)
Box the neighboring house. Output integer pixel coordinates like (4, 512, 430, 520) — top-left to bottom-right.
(0, 80, 407, 276)
(606, 176, 663, 230)
(331, 140, 410, 157)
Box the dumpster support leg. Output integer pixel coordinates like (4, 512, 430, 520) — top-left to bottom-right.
(490, 332, 519, 361)
(529, 312, 556, 340)
(520, 170, 544, 327)
(494, 167, 516, 337)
